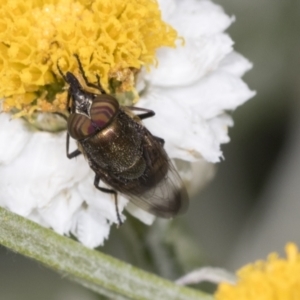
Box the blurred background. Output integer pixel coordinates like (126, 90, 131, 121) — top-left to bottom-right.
(2, 0, 300, 298)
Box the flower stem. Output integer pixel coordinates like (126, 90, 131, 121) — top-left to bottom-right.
(0, 207, 212, 300)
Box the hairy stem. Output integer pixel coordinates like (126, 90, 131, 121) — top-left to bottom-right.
(0, 207, 213, 300)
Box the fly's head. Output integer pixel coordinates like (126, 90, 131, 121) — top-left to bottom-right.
(57, 57, 120, 141)
(65, 71, 93, 117)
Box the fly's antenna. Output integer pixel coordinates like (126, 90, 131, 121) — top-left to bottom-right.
(56, 59, 67, 82)
(74, 54, 89, 86)
(73, 54, 106, 94)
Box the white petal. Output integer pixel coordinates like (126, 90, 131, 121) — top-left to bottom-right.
(159, 71, 255, 119)
(26, 209, 49, 228)
(219, 51, 253, 77)
(77, 172, 128, 224)
(157, 0, 176, 20)
(139, 77, 251, 162)
(37, 187, 83, 234)
(146, 34, 233, 86)
(125, 202, 156, 225)
(138, 94, 204, 161)
(174, 159, 215, 197)
(167, 0, 235, 38)
(208, 113, 234, 145)
(71, 207, 111, 248)
(0, 114, 31, 165)
(0, 129, 89, 216)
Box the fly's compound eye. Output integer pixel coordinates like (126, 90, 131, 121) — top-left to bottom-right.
(67, 113, 95, 140)
(90, 95, 119, 129)
(67, 95, 120, 140)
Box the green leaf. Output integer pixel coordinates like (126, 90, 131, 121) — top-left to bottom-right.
(0, 207, 213, 300)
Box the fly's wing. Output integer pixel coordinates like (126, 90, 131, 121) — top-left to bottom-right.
(127, 159, 189, 218)
(117, 126, 189, 218)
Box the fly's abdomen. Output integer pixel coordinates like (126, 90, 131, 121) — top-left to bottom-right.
(118, 156, 147, 180)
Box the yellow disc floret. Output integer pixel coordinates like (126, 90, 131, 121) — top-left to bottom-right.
(215, 243, 300, 300)
(0, 0, 178, 116)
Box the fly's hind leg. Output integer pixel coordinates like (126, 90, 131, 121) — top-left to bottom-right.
(94, 175, 123, 226)
(127, 107, 165, 146)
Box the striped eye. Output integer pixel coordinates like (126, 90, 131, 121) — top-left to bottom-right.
(90, 95, 119, 129)
(67, 113, 95, 140)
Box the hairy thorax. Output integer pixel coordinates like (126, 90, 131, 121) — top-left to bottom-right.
(80, 110, 146, 179)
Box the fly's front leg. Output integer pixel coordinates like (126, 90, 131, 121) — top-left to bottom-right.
(94, 175, 123, 226)
(56, 60, 72, 113)
(66, 133, 81, 159)
(66, 89, 72, 113)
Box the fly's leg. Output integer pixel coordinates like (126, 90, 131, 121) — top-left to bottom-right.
(94, 175, 123, 226)
(127, 106, 155, 120)
(66, 88, 72, 113)
(127, 107, 165, 146)
(74, 54, 106, 94)
(57, 60, 81, 158)
(56, 60, 72, 113)
(66, 133, 81, 158)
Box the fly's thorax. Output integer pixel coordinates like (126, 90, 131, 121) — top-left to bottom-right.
(81, 110, 144, 173)
(67, 94, 119, 140)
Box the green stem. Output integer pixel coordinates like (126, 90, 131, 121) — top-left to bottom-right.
(0, 207, 213, 300)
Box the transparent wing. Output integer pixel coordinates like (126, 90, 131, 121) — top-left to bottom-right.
(127, 160, 189, 218)
(117, 130, 189, 218)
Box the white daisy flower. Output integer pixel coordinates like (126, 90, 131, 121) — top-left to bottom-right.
(0, 0, 254, 248)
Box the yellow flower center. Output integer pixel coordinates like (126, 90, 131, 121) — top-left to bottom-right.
(0, 0, 178, 117)
(215, 243, 300, 300)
